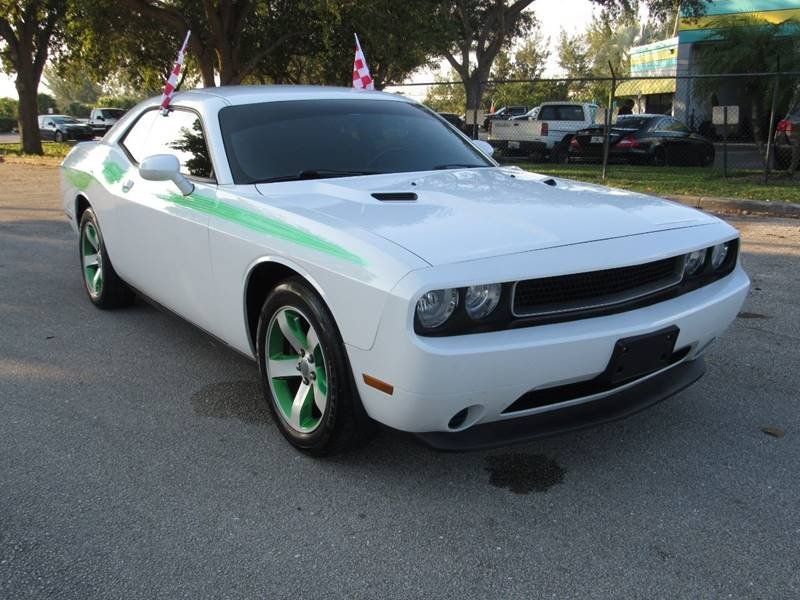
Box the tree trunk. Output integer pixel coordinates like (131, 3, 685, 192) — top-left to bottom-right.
(15, 68, 42, 155)
(464, 75, 487, 139)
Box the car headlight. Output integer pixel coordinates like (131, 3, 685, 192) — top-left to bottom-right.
(684, 249, 705, 276)
(465, 283, 501, 319)
(416, 288, 459, 328)
(710, 243, 730, 270)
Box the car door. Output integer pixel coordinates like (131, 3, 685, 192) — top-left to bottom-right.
(39, 117, 53, 140)
(105, 107, 219, 330)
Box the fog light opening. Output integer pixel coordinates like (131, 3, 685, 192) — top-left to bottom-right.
(447, 405, 485, 431)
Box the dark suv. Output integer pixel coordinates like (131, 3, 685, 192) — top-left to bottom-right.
(774, 104, 798, 170)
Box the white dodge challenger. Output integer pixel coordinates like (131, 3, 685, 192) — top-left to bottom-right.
(60, 86, 750, 454)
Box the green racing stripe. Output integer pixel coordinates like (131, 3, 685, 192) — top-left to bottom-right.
(64, 165, 363, 265)
(158, 190, 364, 265)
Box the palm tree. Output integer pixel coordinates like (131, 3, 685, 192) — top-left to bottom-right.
(695, 15, 800, 160)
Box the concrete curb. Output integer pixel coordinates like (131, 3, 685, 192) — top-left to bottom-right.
(666, 194, 800, 219)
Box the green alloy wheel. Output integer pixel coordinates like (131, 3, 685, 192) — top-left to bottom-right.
(266, 306, 329, 433)
(256, 277, 376, 455)
(78, 208, 135, 309)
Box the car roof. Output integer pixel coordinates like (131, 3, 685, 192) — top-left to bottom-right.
(170, 85, 411, 107)
(619, 114, 665, 119)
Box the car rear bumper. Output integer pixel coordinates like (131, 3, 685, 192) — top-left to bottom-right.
(489, 139, 547, 155)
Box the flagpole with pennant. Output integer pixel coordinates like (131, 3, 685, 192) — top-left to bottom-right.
(352, 33, 374, 91)
(160, 30, 191, 115)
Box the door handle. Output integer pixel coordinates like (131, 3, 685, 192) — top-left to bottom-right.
(122, 179, 134, 193)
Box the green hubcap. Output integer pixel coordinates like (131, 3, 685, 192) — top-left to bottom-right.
(266, 307, 329, 433)
(81, 222, 103, 296)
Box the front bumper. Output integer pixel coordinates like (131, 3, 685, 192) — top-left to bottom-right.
(346, 264, 749, 438)
(417, 356, 706, 450)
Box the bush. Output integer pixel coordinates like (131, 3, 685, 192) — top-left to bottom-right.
(67, 101, 91, 118)
(0, 117, 15, 133)
(95, 95, 142, 110)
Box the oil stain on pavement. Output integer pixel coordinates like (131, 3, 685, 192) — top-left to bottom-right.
(190, 380, 271, 424)
(485, 453, 566, 494)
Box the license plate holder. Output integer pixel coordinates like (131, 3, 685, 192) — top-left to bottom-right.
(603, 326, 679, 385)
(508, 140, 520, 149)
(590, 136, 604, 144)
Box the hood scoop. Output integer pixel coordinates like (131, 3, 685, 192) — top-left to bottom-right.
(371, 192, 418, 202)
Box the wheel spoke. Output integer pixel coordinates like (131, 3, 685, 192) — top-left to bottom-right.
(305, 327, 320, 355)
(92, 268, 102, 292)
(83, 252, 99, 268)
(277, 310, 306, 354)
(313, 381, 327, 414)
(289, 382, 312, 430)
(268, 356, 301, 379)
(85, 226, 100, 251)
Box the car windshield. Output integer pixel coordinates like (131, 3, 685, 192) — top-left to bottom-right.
(101, 109, 125, 119)
(53, 116, 80, 124)
(614, 116, 655, 130)
(219, 99, 491, 184)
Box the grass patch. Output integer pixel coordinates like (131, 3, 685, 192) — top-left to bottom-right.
(0, 141, 72, 159)
(516, 162, 800, 204)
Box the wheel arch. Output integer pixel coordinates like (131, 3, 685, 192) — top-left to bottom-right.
(74, 193, 92, 226)
(243, 257, 332, 357)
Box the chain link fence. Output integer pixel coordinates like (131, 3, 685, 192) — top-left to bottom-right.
(405, 71, 800, 183)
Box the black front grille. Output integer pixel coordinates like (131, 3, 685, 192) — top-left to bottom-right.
(513, 256, 683, 317)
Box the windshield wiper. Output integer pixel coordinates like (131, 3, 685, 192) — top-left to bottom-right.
(432, 163, 484, 170)
(255, 169, 383, 183)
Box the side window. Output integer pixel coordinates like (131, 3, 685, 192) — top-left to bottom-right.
(121, 109, 214, 180)
(539, 106, 557, 120)
(666, 119, 689, 133)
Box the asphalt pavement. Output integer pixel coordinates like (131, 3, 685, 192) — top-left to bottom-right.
(1, 164, 799, 599)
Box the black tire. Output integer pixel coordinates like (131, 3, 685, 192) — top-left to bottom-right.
(54, 130, 64, 142)
(774, 147, 791, 171)
(256, 277, 376, 456)
(551, 142, 570, 164)
(698, 145, 715, 167)
(78, 208, 135, 309)
(650, 146, 667, 167)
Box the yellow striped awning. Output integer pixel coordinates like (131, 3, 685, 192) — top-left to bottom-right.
(615, 78, 677, 97)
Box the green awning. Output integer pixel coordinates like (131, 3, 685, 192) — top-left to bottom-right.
(615, 78, 676, 97)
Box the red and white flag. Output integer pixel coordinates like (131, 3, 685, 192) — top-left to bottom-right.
(352, 33, 374, 91)
(160, 30, 191, 113)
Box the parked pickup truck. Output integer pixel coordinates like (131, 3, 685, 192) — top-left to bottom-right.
(88, 107, 126, 135)
(488, 102, 599, 162)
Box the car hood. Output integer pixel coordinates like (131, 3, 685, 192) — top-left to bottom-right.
(255, 167, 716, 266)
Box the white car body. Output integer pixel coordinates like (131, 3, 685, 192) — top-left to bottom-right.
(60, 86, 749, 449)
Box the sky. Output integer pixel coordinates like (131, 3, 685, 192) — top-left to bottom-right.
(0, 0, 600, 102)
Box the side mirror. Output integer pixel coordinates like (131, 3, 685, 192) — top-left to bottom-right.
(139, 154, 194, 196)
(96, 115, 105, 121)
(473, 139, 495, 157)
(46, 121, 54, 128)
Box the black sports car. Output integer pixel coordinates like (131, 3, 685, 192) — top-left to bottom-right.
(569, 114, 715, 167)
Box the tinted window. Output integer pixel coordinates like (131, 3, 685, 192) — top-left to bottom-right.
(661, 118, 689, 133)
(538, 105, 585, 121)
(219, 99, 491, 184)
(53, 116, 79, 124)
(101, 109, 125, 119)
(615, 116, 658, 130)
(122, 108, 214, 179)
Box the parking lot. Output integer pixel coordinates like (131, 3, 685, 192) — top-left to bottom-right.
(1, 163, 798, 598)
